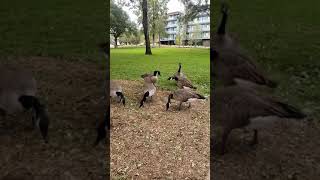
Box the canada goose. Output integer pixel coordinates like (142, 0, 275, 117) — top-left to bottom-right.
(168, 63, 186, 80)
(139, 81, 156, 108)
(0, 67, 49, 143)
(212, 86, 306, 154)
(94, 105, 110, 146)
(166, 88, 205, 111)
(110, 80, 125, 106)
(211, 3, 277, 88)
(141, 70, 161, 84)
(172, 76, 197, 89)
(212, 49, 277, 88)
(95, 42, 110, 146)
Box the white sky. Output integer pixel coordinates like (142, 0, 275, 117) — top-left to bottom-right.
(121, 0, 184, 24)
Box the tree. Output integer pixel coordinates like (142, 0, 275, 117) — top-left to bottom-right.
(118, 0, 152, 54)
(110, 1, 132, 48)
(175, 20, 185, 47)
(149, 0, 169, 47)
(192, 23, 202, 46)
(179, 0, 210, 21)
(157, 16, 167, 47)
(142, 0, 152, 54)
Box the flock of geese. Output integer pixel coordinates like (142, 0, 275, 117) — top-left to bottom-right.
(109, 63, 205, 110)
(211, 3, 306, 155)
(95, 43, 207, 145)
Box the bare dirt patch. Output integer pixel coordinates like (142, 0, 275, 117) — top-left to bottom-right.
(0, 56, 107, 180)
(110, 80, 210, 179)
(212, 118, 320, 179)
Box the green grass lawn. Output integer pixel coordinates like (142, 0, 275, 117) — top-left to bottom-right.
(212, 0, 320, 119)
(110, 47, 210, 95)
(0, 0, 107, 61)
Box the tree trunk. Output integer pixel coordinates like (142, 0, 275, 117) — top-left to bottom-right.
(114, 36, 118, 48)
(142, 0, 152, 55)
(152, 33, 155, 47)
(158, 34, 161, 48)
(185, 23, 188, 46)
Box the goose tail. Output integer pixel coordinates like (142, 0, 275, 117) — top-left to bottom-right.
(274, 102, 306, 119)
(195, 93, 206, 99)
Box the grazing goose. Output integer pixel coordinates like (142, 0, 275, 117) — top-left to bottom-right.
(166, 88, 205, 111)
(110, 80, 125, 106)
(172, 76, 197, 89)
(212, 86, 306, 155)
(94, 105, 110, 146)
(168, 63, 186, 80)
(0, 67, 49, 143)
(141, 70, 161, 84)
(139, 81, 156, 108)
(95, 42, 110, 146)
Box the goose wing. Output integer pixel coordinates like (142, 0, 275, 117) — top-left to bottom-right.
(214, 50, 276, 87)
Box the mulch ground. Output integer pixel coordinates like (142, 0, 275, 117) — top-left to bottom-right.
(110, 80, 210, 179)
(0, 56, 107, 180)
(212, 117, 320, 180)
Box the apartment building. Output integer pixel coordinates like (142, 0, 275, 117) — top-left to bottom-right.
(160, 11, 210, 46)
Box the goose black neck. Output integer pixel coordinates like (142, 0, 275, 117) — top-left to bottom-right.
(178, 63, 181, 73)
(18, 95, 49, 143)
(218, 12, 227, 34)
(116, 92, 125, 106)
(140, 91, 149, 108)
(166, 94, 173, 110)
(94, 105, 110, 146)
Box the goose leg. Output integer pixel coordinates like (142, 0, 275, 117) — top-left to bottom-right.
(250, 129, 258, 146)
(31, 108, 37, 129)
(0, 109, 7, 128)
(219, 129, 231, 155)
(178, 102, 183, 111)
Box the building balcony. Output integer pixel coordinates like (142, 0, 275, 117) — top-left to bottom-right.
(166, 24, 178, 28)
(166, 31, 177, 34)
